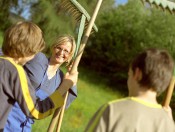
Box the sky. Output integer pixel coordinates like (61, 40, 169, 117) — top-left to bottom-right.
(115, 0, 128, 5)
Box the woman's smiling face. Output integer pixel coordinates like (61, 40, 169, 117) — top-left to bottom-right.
(51, 41, 72, 65)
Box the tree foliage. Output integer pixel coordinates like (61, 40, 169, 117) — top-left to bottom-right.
(0, 0, 35, 31)
(0, 0, 18, 31)
(30, 0, 74, 49)
(29, 0, 115, 52)
(81, 0, 175, 92)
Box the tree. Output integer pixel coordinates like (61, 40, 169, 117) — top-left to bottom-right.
(29, 0, 115, 52)
(0, 0, 36, 31)
(30, 0, 75, 52)
(81, 0, 175, 91)
(0, 0, 18, 31)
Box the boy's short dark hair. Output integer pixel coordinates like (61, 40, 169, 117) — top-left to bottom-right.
(131, 48, 174, 94)
(2, 21, 45, 58)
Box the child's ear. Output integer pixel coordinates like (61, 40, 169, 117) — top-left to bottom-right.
(134, 68, 142, 81)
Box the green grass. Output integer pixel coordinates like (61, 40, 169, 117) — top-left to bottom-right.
(32, 67, 123, 132)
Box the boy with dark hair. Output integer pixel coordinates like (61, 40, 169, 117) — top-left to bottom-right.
(0, 21, 78, 130)
(85, 48, 175, 132)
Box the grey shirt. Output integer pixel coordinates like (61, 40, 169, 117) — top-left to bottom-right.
(85, 97, 175, 132)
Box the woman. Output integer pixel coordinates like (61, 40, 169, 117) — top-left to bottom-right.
(4, 35, 77, 132)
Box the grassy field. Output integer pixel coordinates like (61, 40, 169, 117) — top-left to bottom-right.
(32, 68, 124, 132)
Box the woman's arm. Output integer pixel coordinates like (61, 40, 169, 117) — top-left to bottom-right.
(24, 52, 48, 89)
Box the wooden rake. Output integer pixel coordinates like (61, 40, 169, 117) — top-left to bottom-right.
(141, 0, 175, 107)
(47, 0, 103, 132)
(60, 0, 98, 58)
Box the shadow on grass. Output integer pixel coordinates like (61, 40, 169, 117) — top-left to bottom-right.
(78, 66, 128, 97)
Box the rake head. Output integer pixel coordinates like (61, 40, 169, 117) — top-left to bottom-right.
(141, 0, 175, 14)
(60, 0, 98, 34)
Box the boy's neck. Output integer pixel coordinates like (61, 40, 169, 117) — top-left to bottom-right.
(5, 55, 35, 66)
(130, 89, 158, 104)
(3, 56, 20, 64)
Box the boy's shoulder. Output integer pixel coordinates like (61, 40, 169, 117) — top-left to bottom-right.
(108, 97, 129, 106)
(0, 57, 24, 74)
(108, 97, 162, 109)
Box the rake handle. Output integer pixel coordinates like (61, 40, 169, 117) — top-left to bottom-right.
(56, 92, 69, 132)
(163, 76, 175, 107)
(47, 108, 61, 132)
(70, 0, 103, 74)
(48, 0, 103, 131)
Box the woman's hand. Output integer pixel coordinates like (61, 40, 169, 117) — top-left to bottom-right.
(66, 61, 74, 72)
(58, 70, 78, 95)
(64, 71, 78, 86)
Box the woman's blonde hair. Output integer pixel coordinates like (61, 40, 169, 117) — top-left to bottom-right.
(2, 21, 45, 58)
(51, 35, 76, 65)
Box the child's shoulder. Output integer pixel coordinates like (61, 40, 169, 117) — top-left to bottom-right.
(0, 57, 21, 75)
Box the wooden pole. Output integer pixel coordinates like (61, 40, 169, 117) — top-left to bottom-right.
(163, 75, 175, 107)
(70, 0, 103, 73)
(47, 108, 61, 132)
(47, 0, 103, 131)
(55, 92, 69, 132)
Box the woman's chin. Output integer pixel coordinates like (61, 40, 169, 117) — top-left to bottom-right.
(55, 59, 64, 64)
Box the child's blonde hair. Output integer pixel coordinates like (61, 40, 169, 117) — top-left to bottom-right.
(2, 21, 45, 58)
